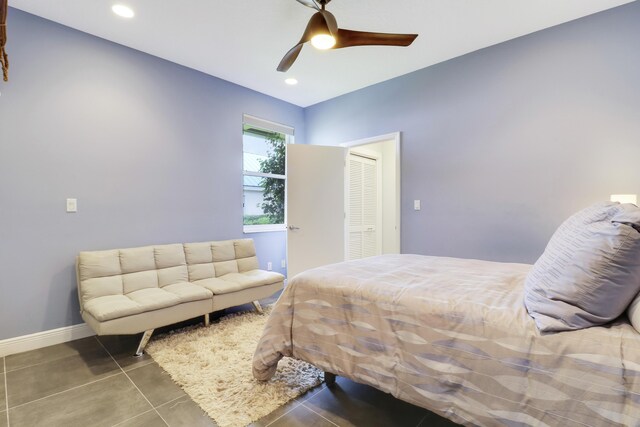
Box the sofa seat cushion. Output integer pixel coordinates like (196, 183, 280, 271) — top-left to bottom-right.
(193, 270, 283, 295)
(193, 277, 244, 295)
(85, 289, 183, 322)
(163, 282, 213, 303)
(83, 285, 206, 322)
(127, 288, 181, 312)
(222, 270, 285, 289)
(84, 295, 144, 322)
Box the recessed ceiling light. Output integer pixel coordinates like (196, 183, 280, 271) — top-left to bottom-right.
(112, 4, 135, 18)
(285, 78, 298, 86)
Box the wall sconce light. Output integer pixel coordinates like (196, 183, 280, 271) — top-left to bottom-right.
(610, 194, 638, 205)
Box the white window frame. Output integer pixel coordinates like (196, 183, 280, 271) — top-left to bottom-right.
(242, 114, 294, 234)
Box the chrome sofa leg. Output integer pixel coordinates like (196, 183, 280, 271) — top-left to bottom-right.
(204, 313, 210, 327)
(134, 329, 154, 357)
(252, 300, 264, 314)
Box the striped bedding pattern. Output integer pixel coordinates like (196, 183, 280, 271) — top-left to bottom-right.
(253, 254, 640, 426)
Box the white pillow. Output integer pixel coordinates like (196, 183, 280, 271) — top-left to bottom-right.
(524, 201, 640, 332)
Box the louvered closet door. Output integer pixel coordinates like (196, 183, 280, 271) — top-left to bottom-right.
(348, 154, 379, 260)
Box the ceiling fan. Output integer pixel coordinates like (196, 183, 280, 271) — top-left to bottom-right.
(278, 0, 418, 72)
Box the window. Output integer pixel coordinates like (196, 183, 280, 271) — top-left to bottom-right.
(242, 115, 293, 233)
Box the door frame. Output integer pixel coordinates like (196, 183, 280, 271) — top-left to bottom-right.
(340, 132, 401, 255)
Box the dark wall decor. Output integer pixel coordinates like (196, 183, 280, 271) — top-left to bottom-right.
(0, 0, 8, 81)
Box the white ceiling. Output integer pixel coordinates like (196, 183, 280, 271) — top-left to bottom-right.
(9, 0, 635, 107)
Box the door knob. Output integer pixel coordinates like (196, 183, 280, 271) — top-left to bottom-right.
(288, 225, 301, 230)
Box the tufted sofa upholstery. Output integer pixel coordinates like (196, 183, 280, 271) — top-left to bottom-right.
(77, 239, 284, 355)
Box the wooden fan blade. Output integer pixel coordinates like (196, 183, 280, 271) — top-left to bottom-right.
(319, 10, 338, 37)
(277, 43, 304, 72)
(277, 12, 333, 72)
(295, 0, 320, 10)
(300, 12, 335, 41)
(334, 29, 418, 49)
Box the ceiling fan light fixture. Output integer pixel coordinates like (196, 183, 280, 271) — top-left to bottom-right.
(278, 0, 417, 72)
(310, 34, 336, 50)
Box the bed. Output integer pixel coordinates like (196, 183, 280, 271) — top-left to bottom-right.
(252, 254, 640, 426)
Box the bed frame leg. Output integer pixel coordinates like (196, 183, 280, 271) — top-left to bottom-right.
(324, 372, 337, 387)
(134, 329, 154, 357)
(204, 313, 210, 327)
(252, 300, 264, 314)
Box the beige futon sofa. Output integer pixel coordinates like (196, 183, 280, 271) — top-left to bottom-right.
(76, 239, 284, 355)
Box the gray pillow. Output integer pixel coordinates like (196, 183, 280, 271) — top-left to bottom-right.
(627, 295, 640, 333)
(524, 201, 640, 332)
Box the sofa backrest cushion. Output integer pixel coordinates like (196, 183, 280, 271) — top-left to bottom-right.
(183, 242, 215, 281)
(156, 244, 189, 286)
(184, 239, 260, 281)
(77, 243, 188, 310)
(120, 247, 159, 293)
(235, 239, 260, 272)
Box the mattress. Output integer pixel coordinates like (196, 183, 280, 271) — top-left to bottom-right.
(253, 254, 640, 426)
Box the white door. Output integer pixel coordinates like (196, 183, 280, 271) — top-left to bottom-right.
(347, 153, 381, 260)
(286, 144, 346, 279)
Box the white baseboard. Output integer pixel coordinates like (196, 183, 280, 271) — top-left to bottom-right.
(0, 324, 96, 357)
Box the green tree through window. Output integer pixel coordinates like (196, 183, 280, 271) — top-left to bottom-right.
(242, 117, 291, 231)
(259, 134, 285, 224)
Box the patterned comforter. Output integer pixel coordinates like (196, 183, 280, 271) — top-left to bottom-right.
(252, 254, 640, 426)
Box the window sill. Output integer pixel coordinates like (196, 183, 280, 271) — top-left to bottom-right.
(243, 224, 287, 234)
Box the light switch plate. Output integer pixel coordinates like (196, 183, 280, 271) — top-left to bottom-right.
(66, 198, 78, 213)
(414, 200, 421, 211)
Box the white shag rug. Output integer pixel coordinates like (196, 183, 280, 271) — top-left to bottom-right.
(146, 308, 323, 427)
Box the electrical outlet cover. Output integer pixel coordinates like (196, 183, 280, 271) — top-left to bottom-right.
(66, 198, 78, 213)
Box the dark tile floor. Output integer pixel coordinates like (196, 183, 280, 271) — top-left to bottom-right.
(1, 299, 459, 427)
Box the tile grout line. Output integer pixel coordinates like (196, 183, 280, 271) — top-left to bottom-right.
(155, 394, 190, 410)
(3, 349, 101, 374)
(110, 408, 158, 427)
(300, 383, 328, 403)
(300, 380, 341, 427)
(93, 337, 170, 427)
(415, 413, 428, 427)
(264, 383, 327, 427)
(264, 401, 303, 427)
(300, 402, 341, 427)
(4, 338, 125, 412)
(119, 366, 172, 427)
(8, 372, 122, 411)
(4, 357, 9, 427)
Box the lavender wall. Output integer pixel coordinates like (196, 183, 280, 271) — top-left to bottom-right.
(305, 2, 640, 264)
(2, 2, 640, 341)
(0, 9, 299, 340)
